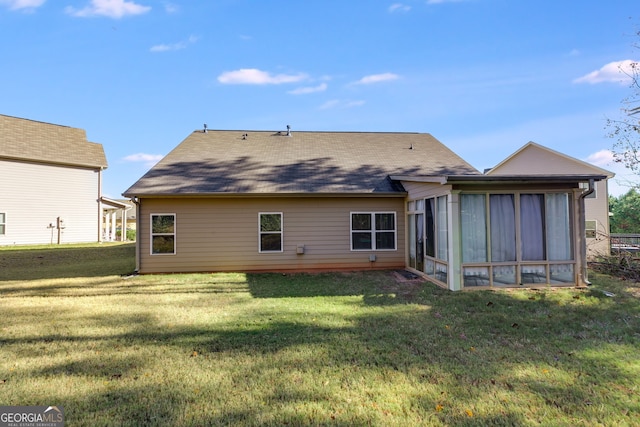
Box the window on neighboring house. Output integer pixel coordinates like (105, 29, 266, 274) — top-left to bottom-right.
(0, 213, 5, 235)
(351, 212, 396, 250)
(579, 182, 597, 198)
(585, 220, 597, 238)
(259, 213, 283, 252)
(151, 214, 175, 254)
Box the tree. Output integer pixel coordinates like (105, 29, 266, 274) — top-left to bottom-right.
(608, 29, 640, 177)
(609, 189, 640, 233)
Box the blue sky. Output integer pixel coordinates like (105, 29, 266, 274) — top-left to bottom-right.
(1, 0, 638, 197)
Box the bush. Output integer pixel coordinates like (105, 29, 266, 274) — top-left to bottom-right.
(590, 253, 640, 281)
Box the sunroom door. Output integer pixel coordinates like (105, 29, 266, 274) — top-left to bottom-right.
(415, 213, 424, 272)
(408, 212, 424, 272)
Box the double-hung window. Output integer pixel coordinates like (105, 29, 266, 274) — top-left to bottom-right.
(0, 213, 5, 235)
(351, 212, 396, 250)
(259, 213, 283, 252)
(150, 214, 175, 255)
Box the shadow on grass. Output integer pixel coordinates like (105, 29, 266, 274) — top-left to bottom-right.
(246, 271, 430, 304)
(0, 270, 426, 304)
(2, 269, 639, 425)
(0, 243, 136, 281)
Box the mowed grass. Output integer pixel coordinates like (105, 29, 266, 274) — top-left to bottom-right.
(0, 244, 639, 426)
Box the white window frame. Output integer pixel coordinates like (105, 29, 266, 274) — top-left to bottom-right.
(585, 219, 597, 239)
(0, 212, 5, 235)
(259, 212, 283, 253)
(150, 213, 176, 255)
(350, 212, 397, 251)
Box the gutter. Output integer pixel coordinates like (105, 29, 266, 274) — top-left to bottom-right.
(577, 179, 595, 287)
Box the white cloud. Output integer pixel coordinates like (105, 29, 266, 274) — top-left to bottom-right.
(345, 100, 366, 108)
(0, 0, 45, 10)
(388, 3, 411, 13)
(65, 0, 151, 18)
(287, 83, 328, 95)
(584, 149, 638, 196)
(319, 99, 365, 110)
(217, 68, 307, 85)
(584, 149, 615, 167)
(150, 35, 199, 52)
(163, 1, 178, 13)
(573, 60, 638, 85)
(353, 72, 400, 85)
(122, 153, 163, 167)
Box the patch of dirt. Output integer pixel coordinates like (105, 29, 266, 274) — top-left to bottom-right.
(393, 270, 422, 281)
(388, 270, 427, 299)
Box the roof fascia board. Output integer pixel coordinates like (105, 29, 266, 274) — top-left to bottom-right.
(122, 192, 408, 199)
(101, 197, 131, 208)
(444, 174, 608, 184)
(0, 155, 106, 170)
(390, 175, 448, 184)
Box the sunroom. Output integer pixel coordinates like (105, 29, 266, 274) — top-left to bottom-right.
(397, 174, 607, 291)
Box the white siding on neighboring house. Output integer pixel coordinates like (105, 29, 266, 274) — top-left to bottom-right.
(0, 159, 100, 245)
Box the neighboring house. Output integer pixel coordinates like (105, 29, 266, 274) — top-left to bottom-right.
(485, 142, 614, 259)
(123, 128, 608, 290)
(0, 114, 108, 245)
(101, 197, 135, 241)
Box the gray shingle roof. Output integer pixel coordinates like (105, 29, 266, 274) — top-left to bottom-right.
(124, 130, 480, 196)
(0, 114, 108, 169)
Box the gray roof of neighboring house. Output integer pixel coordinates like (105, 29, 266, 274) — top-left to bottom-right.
(124, 129, 481, 196)
(0, 114, 108, 169)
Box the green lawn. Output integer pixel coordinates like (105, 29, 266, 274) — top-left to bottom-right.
(1, 243, 639, 426)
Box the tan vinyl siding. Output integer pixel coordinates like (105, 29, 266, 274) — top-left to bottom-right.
(487, 144, 608, 176)
(137, 197, 405, 273)
(0, 159, 100, 245)
(585, 179, 611, 257)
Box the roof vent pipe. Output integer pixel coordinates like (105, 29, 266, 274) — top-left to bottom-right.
(286, 125, 291, 137)
(204, 124, 208, 133)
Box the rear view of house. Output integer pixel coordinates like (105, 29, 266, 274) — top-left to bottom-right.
(124, 127, 609, 290)
(0, 114, 108, 245)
